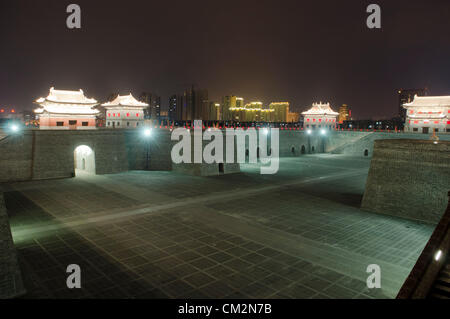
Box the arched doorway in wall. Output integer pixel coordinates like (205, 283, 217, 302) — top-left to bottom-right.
(364, 149, 369, 157)
(218, 163, 224, 174)
(311, 146, 315, 153)
(74, 145, 96, 176)
(301, 145, 306, 154)
(291, 146, 295, 155)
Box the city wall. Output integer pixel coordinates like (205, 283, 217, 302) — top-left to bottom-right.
(361, 139, 450, 224)
(1, 128, 449, 183)
(0, 191, 25, 298)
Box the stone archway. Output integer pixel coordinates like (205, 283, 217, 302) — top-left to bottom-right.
(74, 145, 96, 176)
(301, 145, 306, 154)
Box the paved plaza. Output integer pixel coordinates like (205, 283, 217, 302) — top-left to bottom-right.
(3, 154, 433, 299)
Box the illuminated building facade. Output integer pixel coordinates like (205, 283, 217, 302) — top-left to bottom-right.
(102, 94, 148, 128)
(269, 102, 289, 122)
(205, 102, 221, 121)
(286, 111, 300, 123)
(398, 88, 428, 121)
(221, 96, 244, 121)
(230, 102, 275, 122)
(302, 102, 338, 130)
(338, 104, 351, 123)
(403, 95, 450, 133)
(34, 87, 99, 129)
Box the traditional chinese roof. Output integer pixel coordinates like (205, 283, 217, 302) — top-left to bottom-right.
(36, 87, 98, 105)
(302, 102, 338, 116)
(34, 87, 99, 115)
(403, 95, 450, 108)
(102, 94, 148, 108)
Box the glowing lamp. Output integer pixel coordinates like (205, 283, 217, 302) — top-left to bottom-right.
(143, 128, 152, 137)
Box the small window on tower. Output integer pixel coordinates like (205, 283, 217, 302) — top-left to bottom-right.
(56, 121, 64, 126)
(69, 120, 77, 125)
(82, 122, 88, 126)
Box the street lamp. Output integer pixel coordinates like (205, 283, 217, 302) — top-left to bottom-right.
(144, 128, 152, 137)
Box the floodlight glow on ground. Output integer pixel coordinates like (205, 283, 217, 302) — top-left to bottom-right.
(320, 129, 326, 135)
(11, 124, 19, 132)
(306, 129, 312, 135)
(263, 128, 269, 135)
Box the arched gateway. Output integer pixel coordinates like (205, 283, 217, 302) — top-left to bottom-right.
(74, 145, 96, 175)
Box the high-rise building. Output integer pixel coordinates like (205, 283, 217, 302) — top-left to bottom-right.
(269, 102, 289, 122)
(179, 86, 208, 121)
(168, 94, 183, 122)
(229, 102, 275, 122)
(205, 101, 220, 121)
(398, 88, 428, 121)
(221, 96, 244, 121)
(140, 93, 161, 120)
(338, 104, 351, 123)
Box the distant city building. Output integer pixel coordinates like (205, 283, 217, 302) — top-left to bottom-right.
(286, 110, 300, 123)
(221, 96, 244, 121)
(140, 93, 161, 120)
(34, 87, 99, 130)
(177, 86, 208, 121)
(302, 102, 338, 130)
(102, 93, 148, 128)
(403, 95, 450, 133)
(398, 88, 428, 121)
(338, 104, 351, 123)
(168, 94, 182, 122)
(159, 110, 169, 122)
(230, 102, 275, 122)
(269, 102, 289, 122)
(205, 101, 220, 121)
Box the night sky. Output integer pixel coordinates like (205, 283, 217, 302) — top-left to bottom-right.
(1, 0, 450, 119)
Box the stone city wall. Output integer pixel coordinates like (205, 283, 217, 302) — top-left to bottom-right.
(361, 139, 450, 224)
(0, 191, 25, 298)
(1, 128, 449, 183)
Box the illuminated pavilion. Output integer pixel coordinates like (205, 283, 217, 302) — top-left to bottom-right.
(102, 94, 148, 128)
(403, 95, 450, 134)
(302, 102, 338, 130)
(34, 87, 99, 129)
